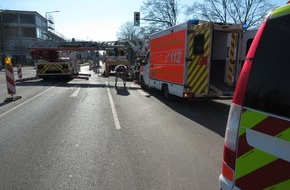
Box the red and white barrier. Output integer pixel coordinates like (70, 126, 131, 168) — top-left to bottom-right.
(15, 76, 39, 82)
(77, 62, 81, 72)
(5, 62, 16, 95)
(17, 63, 22, 80)
(4, 57, 22, 102)
(14, 62, 40, 82)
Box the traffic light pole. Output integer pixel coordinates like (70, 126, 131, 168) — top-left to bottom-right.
(140, 18, 169, 23)
(134, 11, 170, 27)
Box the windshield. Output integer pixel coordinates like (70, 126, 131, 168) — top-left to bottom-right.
(244, 14, 290, 118)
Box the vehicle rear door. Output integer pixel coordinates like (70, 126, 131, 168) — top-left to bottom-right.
(186, 22, 212, 97)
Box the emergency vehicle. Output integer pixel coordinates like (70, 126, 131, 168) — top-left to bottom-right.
(219, 3, 290, 190)
(139, 19, 244, 99)
(30, 47, 96, 78)
(102, 42, 130, 77)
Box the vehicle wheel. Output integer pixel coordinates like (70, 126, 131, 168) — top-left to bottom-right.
(140, 77, 147, 90)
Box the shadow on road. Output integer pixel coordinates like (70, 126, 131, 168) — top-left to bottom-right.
(13, 75, 230, 137)
(144, 89, 231, 137)
(114, 86, 130, 96)
(15, 77, 141, 91)
(0, 100, 11, 107)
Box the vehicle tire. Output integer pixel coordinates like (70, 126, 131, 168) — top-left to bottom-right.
(140, 76, 147, 90)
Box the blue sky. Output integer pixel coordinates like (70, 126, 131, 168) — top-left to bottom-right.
(0, 0, 287, 41)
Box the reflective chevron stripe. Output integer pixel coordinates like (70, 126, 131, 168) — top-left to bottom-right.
(235, 109, 290, 189)
(187, 23, 211, 95)
(227, 33, 238, 84)
(38, 64, 69, 74)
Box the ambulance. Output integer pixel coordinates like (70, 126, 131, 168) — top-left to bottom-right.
(219, 3, 290, 190)
(139, 19, 244, 99)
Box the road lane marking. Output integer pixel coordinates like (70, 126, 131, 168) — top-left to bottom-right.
(106, 81, 121, 129)
(70, 87, 81, 97)
(0, 83, 61, 118)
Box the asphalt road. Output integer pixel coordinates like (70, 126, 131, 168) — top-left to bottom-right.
(0, 66, 231, 190)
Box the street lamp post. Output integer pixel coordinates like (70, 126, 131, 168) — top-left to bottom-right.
(45, 10, 60, 19)
(45, 11, 60, 31)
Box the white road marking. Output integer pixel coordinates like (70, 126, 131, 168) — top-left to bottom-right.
(70, 87, 81, 97)
(106, 81, 121, 129)
(0, 83, 61, 118)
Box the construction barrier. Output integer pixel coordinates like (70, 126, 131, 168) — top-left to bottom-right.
(78, 73, 91, 77)
(71, 73, 91, 80)
(77, 62, 81, 72)
(5, 57, 16, 95)
(72, 75, 89, 80)
(17, 63, 22, 80)
(15, 63, 39, 82)
(15, 76, 39, 83)
(4, 57, 21, 102)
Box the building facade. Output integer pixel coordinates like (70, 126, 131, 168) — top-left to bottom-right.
(0, 10, 65, 65)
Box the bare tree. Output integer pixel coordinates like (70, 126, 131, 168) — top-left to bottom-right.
(186, 0, 276, 29)
(117, 21, 143, 42)
(141, 0, 182, 31)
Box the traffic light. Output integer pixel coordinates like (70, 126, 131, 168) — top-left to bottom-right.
(134, 12, 140, 26)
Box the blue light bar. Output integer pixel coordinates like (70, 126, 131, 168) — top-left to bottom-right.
(188, 19, 199, 25)
(242, 24, 248, 29)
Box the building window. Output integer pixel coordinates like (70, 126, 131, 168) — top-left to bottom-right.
(20, 14, 35, 24)
(36, 16, 46, 28)
(6, 26, 19, 37)
(22, 27, 36, 37)
(37, 28, 47, 40)
(4, 14, 18, 23)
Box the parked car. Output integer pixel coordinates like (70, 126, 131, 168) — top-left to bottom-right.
(219, 3, 290, 190)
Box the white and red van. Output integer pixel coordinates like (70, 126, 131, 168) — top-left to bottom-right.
(219, 3, 290, 190)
